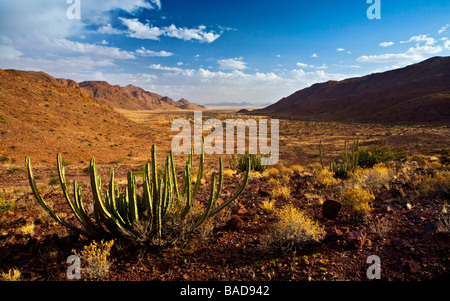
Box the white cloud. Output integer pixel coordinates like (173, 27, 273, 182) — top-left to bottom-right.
(119, 18, 163, 40)
(48, 38, 136, 60)
(444, 40, 450, 50)
(296, 62, 313, 68)
(296, 62, 327, 69)
(438, 24, 450, 34)
(0, 44, 23, 60)
(118, 18, 221, 43)
(148, 64, 185, 72)
(97, 24, 124, 35)
(136, 47, 173, 57)
(311, 53, 318, 58)
(336, 48, 345, 51)
(400, 34, 436, 46)
(164, 24, 220, 43)
(356, 44, 443, 64)
(218, 58, 247, 70)
(379, 41, 394, 47)
(132, 62, 358, 104)
(357, 33, 447, 64)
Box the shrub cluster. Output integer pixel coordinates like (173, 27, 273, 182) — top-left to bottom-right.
(260, 204, 325, 254)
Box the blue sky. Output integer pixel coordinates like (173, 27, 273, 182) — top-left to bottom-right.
(0, 0, 449, 105)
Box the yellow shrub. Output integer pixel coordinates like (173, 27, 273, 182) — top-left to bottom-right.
(250, 171, 263, 180)
(307, 163, 323, 173)
(349, 163, 393, 191)
(342, 188, 375, 215)
(20, 223, 35, 235)
(291, 164, 305, 175)
(418, 171, 450, 198)
(0, 268, 21, 281)
(316, 168, 338, 186)
(260, 204, 325, 253)
(267, 167, 280, 178)
(267, 177, 281, 187)
(77, 240, 115, 281)
(223, 169, 236, 178)
(271, 185, 291, 200)
(280, 166, 294, 178)
(261, 199, 276, 214)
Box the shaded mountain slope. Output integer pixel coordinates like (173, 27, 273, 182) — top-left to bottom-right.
(254, 56, 450, 124)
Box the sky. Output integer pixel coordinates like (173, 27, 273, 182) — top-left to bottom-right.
(0, 0, 449, 105)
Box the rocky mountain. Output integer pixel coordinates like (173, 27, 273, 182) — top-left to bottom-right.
(0, 69, 157, 164)
(79, 81, 204, 110)
(254, 56, 450, 124)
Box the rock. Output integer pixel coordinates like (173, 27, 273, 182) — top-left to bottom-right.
(322, 200, 342, 219)
(227, 215, 244, 230)
(344, 231, 368, 249)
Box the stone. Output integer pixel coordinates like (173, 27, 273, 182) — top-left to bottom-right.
(322, 199, 342, 219)
(227, 215, 244, 230)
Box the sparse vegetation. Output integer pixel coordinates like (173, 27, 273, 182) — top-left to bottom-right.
(75, 240, 115, 281)
(260, 204, 326, 254)
(319, 139, 359, 179)
(349, 163, 394, 191)
(26, 141, 251, 241)
(231, 152, 268, 173)
(341, 188, 375, 217)
(1, 105, 449, 281)
(271, 185, 291, 200)
(0, 113, 6, 124)
(416, 171, 450, 198)
(0, 193, 15, 214)
(357, 145, 405, 168)
(0, 268, 21, 281)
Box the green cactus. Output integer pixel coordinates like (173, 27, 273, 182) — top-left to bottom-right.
(319, 139, 359, 179)
(25, 140, 250, 241)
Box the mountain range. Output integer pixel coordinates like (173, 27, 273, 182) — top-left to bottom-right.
(254, 56, 450, 124)
(79, 81, 205, 111)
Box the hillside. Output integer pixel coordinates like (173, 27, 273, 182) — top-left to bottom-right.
(0, 69, 162, 165)
(79, 81, 204, 111)
(254, 56, 450, 124)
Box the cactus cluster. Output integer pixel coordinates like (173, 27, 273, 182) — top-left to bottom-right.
(26, 141, 250, 240)
(319, 139, 359, 179)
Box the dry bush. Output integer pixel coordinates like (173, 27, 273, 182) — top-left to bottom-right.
(349, 163, 394, 191)
(316, 168, 339, 187)
(261, 199, 276, 214)
(436, 204, 450, 233)
(290, 164, 305, 175)
(341, 188, 375, 216)
(416, 171, 450, 199)
(271, 185, 291, 200)
(260, 204, 325, 254)
(0, 268, 21, 281)
(223, 168, 236, 178)
(280, 166, 294, 179)
(76, 240, 115, 281)
(267, 167, 280, 178)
